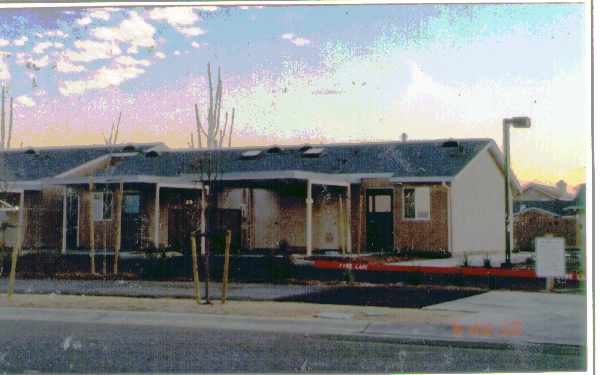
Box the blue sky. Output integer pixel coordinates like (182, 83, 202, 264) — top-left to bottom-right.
(0, 3, 588, 187)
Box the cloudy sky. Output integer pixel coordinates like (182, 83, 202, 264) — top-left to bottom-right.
(0, 3, 588, 188)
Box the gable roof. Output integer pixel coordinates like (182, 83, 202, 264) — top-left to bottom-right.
(99, 138, 492, 181)
(513, 199, 577, 217)
(521, 182, 573, 200)
(0, 143, 164, 182)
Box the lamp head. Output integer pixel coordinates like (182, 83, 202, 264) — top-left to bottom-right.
(504, 116, 531, 128)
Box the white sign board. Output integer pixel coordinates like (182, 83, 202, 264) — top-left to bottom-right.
(535, 237, 566, 277)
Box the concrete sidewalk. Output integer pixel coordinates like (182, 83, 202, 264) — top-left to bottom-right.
(0, 278, 325, 300)
(0, 290, 586, 349)
(424, 290, 586, 347)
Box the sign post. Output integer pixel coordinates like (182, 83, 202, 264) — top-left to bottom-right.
(535, 237, 566, 291)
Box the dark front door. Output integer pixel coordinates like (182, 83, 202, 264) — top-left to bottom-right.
(66, 192, 78, 249)
(366, 189, 394, 252)
(168, 206, 197, 251)
(209, 208, 242, 254)
(121, 193, 142, 250)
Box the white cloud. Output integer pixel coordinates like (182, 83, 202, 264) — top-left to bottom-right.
(76, 16, 92, 26)
(240, 5, 265, 10)
(59, 64, 146, 96)
(149, 7, 198, 26)
(194, 6, 219, 11)
(0, 40, 9, 47)
(32, 42, 52, 54)
(26, 54, 49, 69)
(33, 41, 65, 54)
(281, 33, 310, 46)
(89, 10, 111, 21)
(92, 11, 156, 50)
(173, 50, 181, 56)
(178, 27, 206, 37)
(64, 40, 121, 63)
(191, 41, 200, 48)
(149, 7, 207, 37)
(13, 36, 28, 46)
(46, 30, 68, 38)
(115, 55, 151, 67)
(15, 95, 35, 107)
(154, 51, 166, 59)
(56, 58, 86, 73)
(291, 37, 310, 46)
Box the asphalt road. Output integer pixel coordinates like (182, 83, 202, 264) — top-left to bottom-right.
(0, 318, 584, 373)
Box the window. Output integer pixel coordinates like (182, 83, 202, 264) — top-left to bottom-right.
(403, 187, 430, 220)
(124, 194, 140, 214)
(92, 192, 113, 221)
(373, 195, 392, 213)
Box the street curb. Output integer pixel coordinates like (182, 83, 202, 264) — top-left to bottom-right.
(316, 332, 584, 355)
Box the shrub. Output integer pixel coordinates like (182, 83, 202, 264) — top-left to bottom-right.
(397, 249, 452, 259)
(342, 268, 355, 284)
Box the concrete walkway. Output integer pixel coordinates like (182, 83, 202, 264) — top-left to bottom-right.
(424, 290, 586, 346)
(0, 278, 325, 301)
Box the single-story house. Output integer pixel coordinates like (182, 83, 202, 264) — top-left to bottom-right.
(513, 184, 584, 251)
(52, 138, 521, 256)
(0, 142, 165, 252)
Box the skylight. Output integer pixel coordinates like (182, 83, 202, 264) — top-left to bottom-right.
(302, 147, 324, 157)
(241, 150, 262, 159)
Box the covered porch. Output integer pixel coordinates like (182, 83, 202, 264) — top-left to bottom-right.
(212, 171, 353, 255)
(51, 176, 206, 254)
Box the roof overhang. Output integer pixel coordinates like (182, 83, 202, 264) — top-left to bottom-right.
(389, 176, 453, 184)
(0, 180, 41, 192)
(46, 175, 204, 190)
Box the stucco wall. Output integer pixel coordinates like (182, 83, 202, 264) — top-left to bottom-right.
(451, 148, 511, 255)
(219, 186, 343, 252)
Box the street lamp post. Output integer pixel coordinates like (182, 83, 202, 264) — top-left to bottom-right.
(501, 116, 531, 269)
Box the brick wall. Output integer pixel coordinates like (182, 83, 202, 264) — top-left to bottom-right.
(350, 180, 448, 253)
(394, 184, 448, 252)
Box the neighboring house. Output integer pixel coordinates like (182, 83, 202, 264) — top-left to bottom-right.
(0, 143, 165, 252)
(53, 138, 520, 256)
(513, 186, 581, 251)
(517, 180, 573, 201)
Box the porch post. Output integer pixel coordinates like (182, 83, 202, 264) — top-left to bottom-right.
(154, 183, 160, 248)
(305, 180, 313, 256)
(346, 184, 352, 253)
(61, 187, 67, 254)
(200, 185, 206, 255)
(338, 196, 345, 253)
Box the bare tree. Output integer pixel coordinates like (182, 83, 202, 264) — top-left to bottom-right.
(193, 63, 235, 149)
(189, 63, 237, 303)
(104, 111, 122, 145)
(0, 84, 15, 150)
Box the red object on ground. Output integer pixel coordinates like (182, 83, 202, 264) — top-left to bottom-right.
(312, 259, 579, 280)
